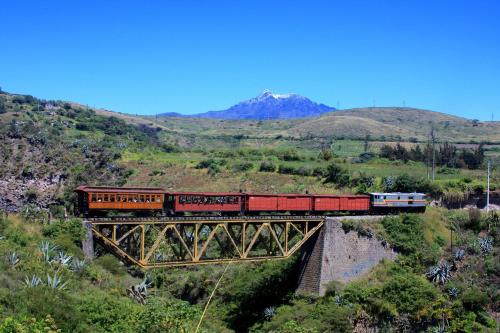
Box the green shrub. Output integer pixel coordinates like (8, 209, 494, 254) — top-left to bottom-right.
(95, 254, 127, 275)
(42, 218, 86, 244)
(77, 290, 141, 333)
(323, 163, 350, 187)
(278, 165, 296, 175)
(233, 161, 254, 172)
(259, 161, 277, 172)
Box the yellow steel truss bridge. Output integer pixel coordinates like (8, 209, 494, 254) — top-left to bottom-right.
(88, 216, 325, 268)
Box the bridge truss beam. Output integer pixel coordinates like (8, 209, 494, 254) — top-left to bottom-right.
(89, 217, 325, 268)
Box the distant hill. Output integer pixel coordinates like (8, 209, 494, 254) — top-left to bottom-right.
(190, 90, 335, 120)
(153, 106, 500, 143)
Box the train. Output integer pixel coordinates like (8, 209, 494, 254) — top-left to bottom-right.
(75, 186, 427, 217)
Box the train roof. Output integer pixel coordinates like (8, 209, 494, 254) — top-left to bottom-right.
(167, 191, 244, 196)
(369, 192, 426, 196)
(75, 186, 166, 194)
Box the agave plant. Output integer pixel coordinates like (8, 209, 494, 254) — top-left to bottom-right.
(448, 287, 459, 299)
(334, 295, 347, 306)
(24, 275, 42, 287)
(426, 261, 452, 284)
(454, 248, 465, 261)
(7, 252, 20, 267)
(46, 273, 68, 290)
(263, 306, 276, 320)
(478, 237, 493, 254)
(54, 251, 73, 266)
(71, 258, 87, 273)
(127, 276, 153, 304)
(39, 241, 59, 263)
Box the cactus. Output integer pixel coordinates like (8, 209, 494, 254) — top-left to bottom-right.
(7, 252, 20, 267)
(24, 275, 42, 287)
(426, 261, 452, 284)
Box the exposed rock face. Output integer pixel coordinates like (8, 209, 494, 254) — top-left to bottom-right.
(297, 218, 396, 296)
(0, 176, 62, 212)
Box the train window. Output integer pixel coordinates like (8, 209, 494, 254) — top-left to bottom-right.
(397, 196, 401, 200)
(116, 195, 121, 202)
(97, 194, 102, 202)
(139, 195, 144, 203)
(409, 196, 414, 200)
(128, 195, 133, 202)
(133, 195, 138, 202)
(234, 197, 239, 204)
(91, 194, 97, 202)
(383, 196, 386, 199)
(110, 194, 115, 202)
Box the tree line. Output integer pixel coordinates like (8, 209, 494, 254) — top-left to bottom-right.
(379, 142, 485, 169)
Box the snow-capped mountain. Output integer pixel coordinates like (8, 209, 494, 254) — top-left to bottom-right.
(193, 90, 335, 120)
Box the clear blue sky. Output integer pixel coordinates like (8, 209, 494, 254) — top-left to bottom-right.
(1, 1, 499, 120)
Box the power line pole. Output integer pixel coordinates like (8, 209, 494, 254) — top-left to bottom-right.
(431, 126, 436, 181)
(486, 159, 490, 213)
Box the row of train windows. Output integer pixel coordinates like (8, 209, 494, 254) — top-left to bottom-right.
(90, 193, 163, 203)
(178, 195, 240, 205)
(374, 195, 415, 200)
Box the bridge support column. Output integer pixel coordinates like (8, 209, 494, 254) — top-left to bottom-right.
(297, 217, 396, 296)
(82, 220, 94, 260)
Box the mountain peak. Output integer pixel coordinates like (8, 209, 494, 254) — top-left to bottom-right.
(192, 91, 334, 120)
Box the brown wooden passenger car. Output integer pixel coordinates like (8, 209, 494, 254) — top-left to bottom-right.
(75, 186, 165, 215)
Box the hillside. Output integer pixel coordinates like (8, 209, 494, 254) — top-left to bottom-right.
(1, 90, 499, 332)
(152, 107, 500, 143)
(1, 90, 499, 213)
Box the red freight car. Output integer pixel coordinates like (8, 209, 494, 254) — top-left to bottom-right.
(167, 192, 243, 214)
(246, 194, 312, 212)
(313, 195, 370, 212)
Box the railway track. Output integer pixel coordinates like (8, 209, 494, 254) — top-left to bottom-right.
(87, 214, 386, 224)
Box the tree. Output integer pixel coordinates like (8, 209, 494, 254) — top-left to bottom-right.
(323, 163, 350, 187)
(0, 98, 5, 114)
(363, 134, 370, 152)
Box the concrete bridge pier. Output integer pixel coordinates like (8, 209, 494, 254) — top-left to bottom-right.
(82, 220, 94, 260)
(297, 217, 396, 296)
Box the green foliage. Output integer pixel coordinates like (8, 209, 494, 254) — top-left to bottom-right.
(219, 258, 300, 332)
(259, 160, 277, 172)
(0, 99, 6, 114)
(381, 214, 440, 270)
(323, 163, 350, 187)
(42, 218, 85, 244)
(1, 286, 84, 332)
(76, 290, 141, 333)
(94, 254, 127, 275)
(252, 299, 353, 333)
(136, 297, 200, 333)
(19, 204, 48, 224)
(232, 161, 254, 172)
(0, 315, 60, 333)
